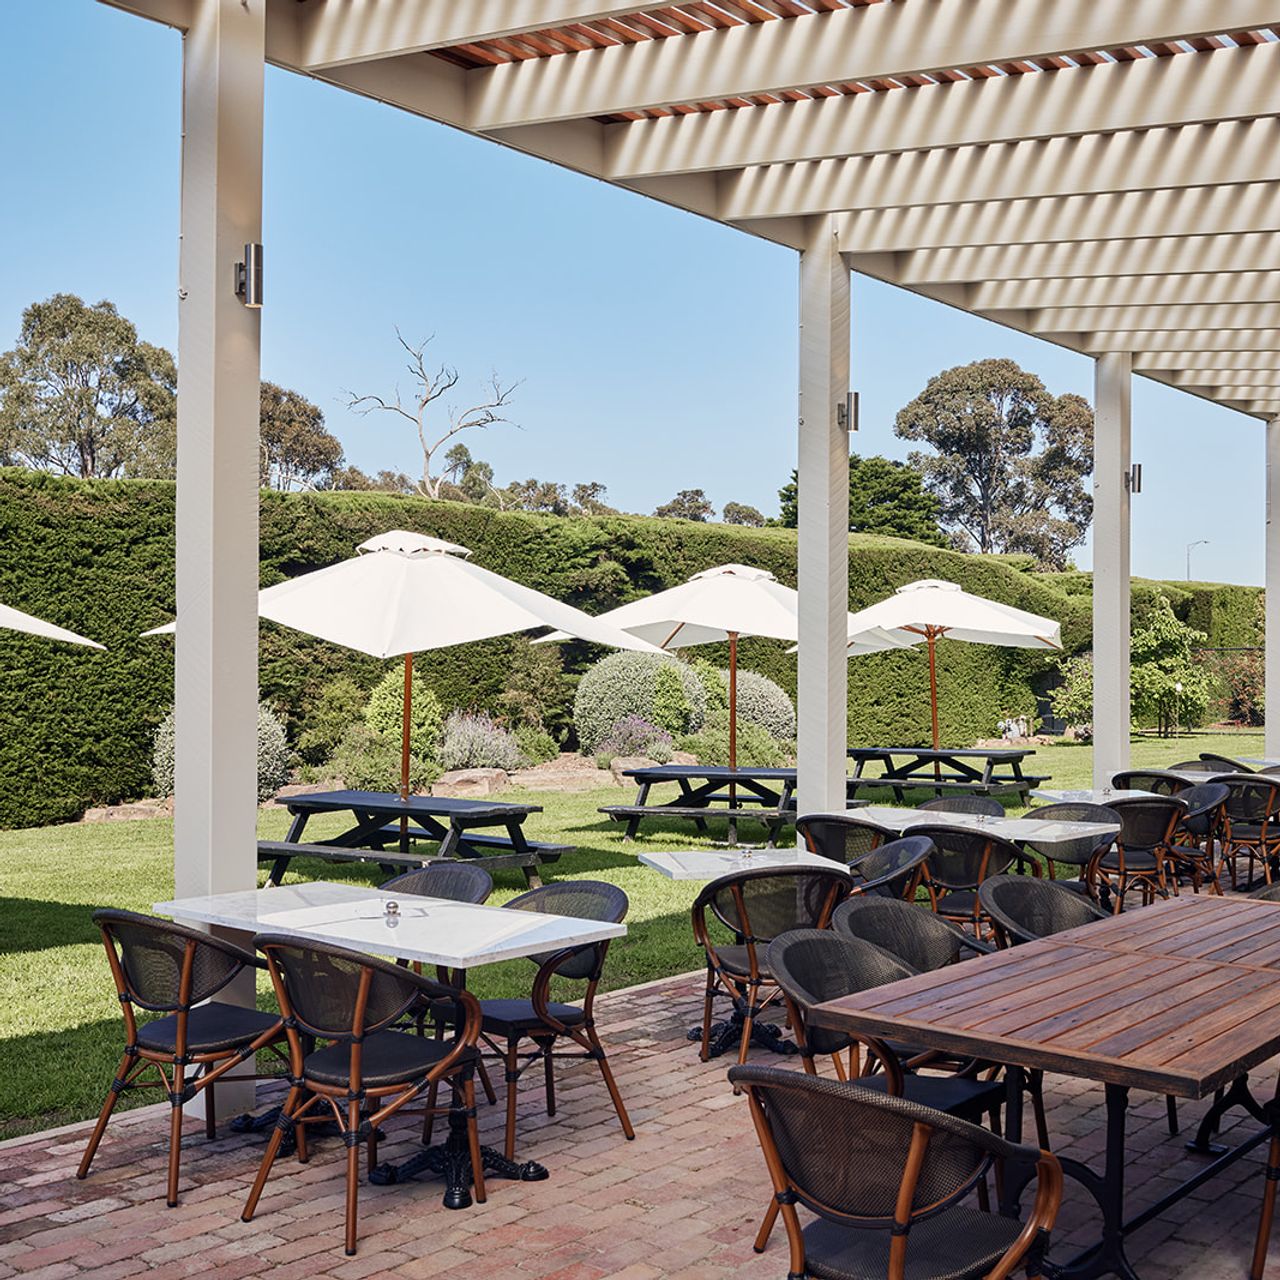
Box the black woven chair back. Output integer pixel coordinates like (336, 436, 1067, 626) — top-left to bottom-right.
(977, 875, 1107, 945)
(729, 1064, 992, 1224)
(913, 826, 1023, 894)
(1251, 882, 1280, 902)
(93, 908, 247, 1012)
(380, 862, 493, 904)
(831, 895, 972, 971)
(797, 814, 895, 862)
(1022, 802, 1119, 867)
(846, 835, 933, 898)
(255, 934, 451, 1042)
(1216, 774, 1280, 825)
(1111, 769, 1187, 796)
(1201, 753, 1253, 773)
(503, 880, 629, 980)
(1168, 759, 1225, 774)
(918, 796, 1005, 818)
(767, 929, 914, 1057)
(1175, 782, 1229, 839)
(701, 866, 851, 945)
(1109, 795, 1184, 850)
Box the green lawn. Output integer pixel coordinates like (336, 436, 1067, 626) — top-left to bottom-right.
(0, 729, 1264, 1139)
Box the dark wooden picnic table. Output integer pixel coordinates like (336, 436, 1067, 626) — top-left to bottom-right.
(267, 789, 567, 887)
(846, 745, 1047, 802)
(810, 895, 1280, 1280)
(600, 765, 802, 847)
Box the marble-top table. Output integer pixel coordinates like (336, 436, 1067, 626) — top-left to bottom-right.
(851, 804, 1120, 850)
(1031, 788, 1150, 805)
(155, 880, 625, 969)
(638, 848, 843, 881)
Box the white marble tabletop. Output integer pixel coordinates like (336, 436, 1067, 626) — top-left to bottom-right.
(638, 848, 845, 881)
(851, 805, 1120, 849)
(1031, 788, 1150, 805)
(154, 881, 626, 968)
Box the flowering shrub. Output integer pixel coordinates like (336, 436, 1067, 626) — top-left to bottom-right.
(593, 715, 674, 766)
(439, 711, 523, 772)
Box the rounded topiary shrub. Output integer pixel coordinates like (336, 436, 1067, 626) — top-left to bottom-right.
(153, 701, 292, 802)
(574, 652, 707, 752)
(726, 668, 796, 741)
(592, 716, 674, 767)
(327, 723, 438, 793)
(365, 665, 443, 763)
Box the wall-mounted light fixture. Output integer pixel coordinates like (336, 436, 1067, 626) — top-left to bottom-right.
(234, 243, 263, 308)
(1124, 462, 1142, 494)
(836, 390, 858, 432)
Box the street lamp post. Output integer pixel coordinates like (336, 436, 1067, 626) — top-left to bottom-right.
(1186, 540, 1209, 580)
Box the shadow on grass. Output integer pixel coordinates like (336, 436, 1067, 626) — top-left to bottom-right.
(0, 897, 102, 954)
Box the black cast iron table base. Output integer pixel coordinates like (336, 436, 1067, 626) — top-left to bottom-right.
(368, 1109, 547, 1208)
(686, 1008, 796, 1060)
(229, 1106, 370, 1155)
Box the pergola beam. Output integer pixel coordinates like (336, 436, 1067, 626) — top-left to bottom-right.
(875, 234, 1276, 288)
(1024, 303, 1280, 333)
(719, 120, 1280, 221)
(294, 1, 675, 71)
(603, 38, 1280, 180)
(1083, 329, 1280, 353)
(465, 0, 1280, 131)
(1154, 353, 1280, 373)
(830, 184, 1280, 254)
(972, 271, 1280, 313)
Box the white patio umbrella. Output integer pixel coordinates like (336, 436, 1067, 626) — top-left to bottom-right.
(0, 601, 104, 649)
(844, 578, 1062, 749)
(147, 530, 659, 800)
(545, 564, 906, 771)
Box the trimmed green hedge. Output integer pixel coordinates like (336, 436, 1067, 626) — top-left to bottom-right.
(0, 469, 1254, 828)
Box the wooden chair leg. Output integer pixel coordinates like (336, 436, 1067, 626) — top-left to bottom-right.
(204, 1080, 217, 1141)
(76, 1053, 132, 1181)
(343, 1098, 361, 1256)
(463, 1077, 486, 1204)
(1029, 1070, 1050, 1151)
(504, 1038, 520, 1161)
(1253, 1132, 1280, 1280)
(589, 1034, 635, 1142)
(476, 1057, 497, 1106)
(166, 1062, 185, 1208)
(243, 1084, 303, 1224)
(422, 1078, 439, 1146)
(542, 1038, 556, 1117)
(754, 1197, 779, 1253)
(699, 966, 716, 1062)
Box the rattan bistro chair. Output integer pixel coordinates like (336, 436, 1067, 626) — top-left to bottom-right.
(77, 910, 287, 1208)
(692, 864, 851, 1064)
(476, 881, 634, 1161)
(1111, 769, 1189, 795)
(1201, 753, 1255, 773)
(798, 813, 898, 862)
(913, 825, 1040, 935)
(919, 795, 1006, 818)
(243, 934, 483, 1256)
(379, 861, 493, 903)
(978, 876, 1109, 949)
(1088, 795, 1186, 912)
(1216, 775, 1280, 888)
(731, 1064, 1063, 1280)
(1252, 882, 1280, 903)
(1168, 759, 1227, 774)
(1167, 782, 1230, 894)
(846, 835, 934, 899)
(832, 895, 993, 972)
(1022, 802, 1119, 892)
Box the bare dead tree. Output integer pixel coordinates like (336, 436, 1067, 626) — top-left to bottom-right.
(346, 331, 519, 499)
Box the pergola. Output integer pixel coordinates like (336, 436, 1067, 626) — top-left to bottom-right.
(99, 0, 1280, 912)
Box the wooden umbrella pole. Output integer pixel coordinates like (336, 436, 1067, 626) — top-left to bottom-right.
(728, 631, 738, 847)
(927, 630, 941, 755)
(400, 652, 413, 852)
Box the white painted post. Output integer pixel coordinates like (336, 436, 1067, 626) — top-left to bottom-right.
(1092, 352, 1132, 790)
(796, 218, 850, 822)
(175, 0, 265, 1116)
(1266, 417, 1280, 759)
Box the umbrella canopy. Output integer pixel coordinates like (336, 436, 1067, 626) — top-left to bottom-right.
(547, 563, 907, 771)
(844, 579, 1062, 748)
(0, 602, 104, 649)
(147, 530, 659, 799)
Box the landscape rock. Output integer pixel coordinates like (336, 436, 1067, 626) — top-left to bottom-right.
(510, 753, 613, 792)
(81, 797, 173, 823)
(671, 751, 699, 766)
(432, 768, 510, 798)
(610, 755, 657, 785)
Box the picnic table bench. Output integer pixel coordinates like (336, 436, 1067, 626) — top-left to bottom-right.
(845, 745, 1047, 803)
(600, 765, 801, 846)
(271, 789, 569, 887)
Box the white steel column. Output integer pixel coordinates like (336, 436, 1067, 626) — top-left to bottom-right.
(1092, 352, 1133, 789)
(175, 0, 264, 1112)
(1266, 417, 1280, 758)
(796, 218, 851, 820)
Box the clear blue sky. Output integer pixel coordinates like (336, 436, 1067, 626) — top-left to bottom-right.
(1, 3, 1263, 584)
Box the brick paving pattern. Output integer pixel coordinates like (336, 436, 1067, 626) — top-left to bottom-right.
(0, 970, 1272, 1278)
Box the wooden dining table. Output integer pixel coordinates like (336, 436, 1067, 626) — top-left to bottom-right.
(809, 895, 1280, 1280)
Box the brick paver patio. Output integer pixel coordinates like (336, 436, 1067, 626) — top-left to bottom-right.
(0, 969, 1272, 1279)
